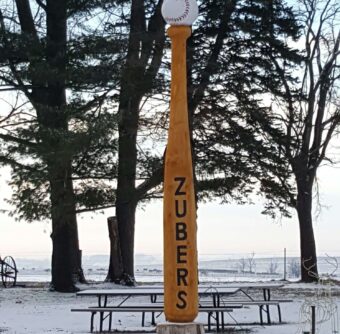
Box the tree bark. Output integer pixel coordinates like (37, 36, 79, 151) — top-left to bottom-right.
(116, 199, 138, 285)
(116, 82, 141, 284)
(296, 174, 318, 282)
(49, 164, 82, 291)
(65, 170, 86, 284)
(106, 216, 123, 283)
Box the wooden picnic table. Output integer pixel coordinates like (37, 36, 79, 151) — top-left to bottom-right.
(74, 283, 290, 331)
(209, 283, 286, 324)
(75, 286, 241, 331)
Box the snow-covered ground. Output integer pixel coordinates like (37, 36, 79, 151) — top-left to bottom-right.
(1, 281, 340, 334)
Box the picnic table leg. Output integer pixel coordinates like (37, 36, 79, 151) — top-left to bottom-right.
(259, 305, 263, 325)
(208, 311, 221, 331)
(142, 312, 145, 327)
(90, 311, 96, 333)
(213, 293, 220, 331)
(263, 289, 268, 300)
(150, 294, 157, 326)
(277, 305, 282, 323)
(109, 312, 112, 331)
(263, 289, 271, 324)
(259, 304, 271, 324)
(99, 311, 104, 332)
(216, 311, 220, 331)
(98, 295, 108, 307)
(98, 295, 108, 332)
(208, 312, 212, 331)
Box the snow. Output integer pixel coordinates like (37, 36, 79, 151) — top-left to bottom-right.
(1, 281, 340, 333)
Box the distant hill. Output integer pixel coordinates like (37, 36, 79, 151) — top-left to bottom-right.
(15, 253, 162, 270)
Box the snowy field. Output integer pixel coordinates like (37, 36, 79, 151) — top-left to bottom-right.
(1, 281, 340, 334)
(1, 255, 340, 333)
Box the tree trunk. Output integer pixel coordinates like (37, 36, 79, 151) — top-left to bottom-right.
(115, 98, 139, 284)
(296, 180, 318, 282)
(106, 216, 124, 283)
(114, 0, 165, 284)
(115, 197, 137, 285)
(46, 0, 84, 291)
(65, 171, 86, 284)
(49, 164, 80, 291)
(115, 48, 142, 285)
(44, 130, 84, 290)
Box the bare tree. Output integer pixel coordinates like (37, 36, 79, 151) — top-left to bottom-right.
(291, 0, 339, 281)
(238, 257, 247, 273)
(247, 252, 256, 274)
(255, 0, 340, 282)
(268, 259, 279, 275)
(288, 258, 301, 278)
(237, 252, 256, 273)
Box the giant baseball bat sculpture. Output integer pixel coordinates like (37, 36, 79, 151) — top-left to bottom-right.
(162, 0, 199, 323)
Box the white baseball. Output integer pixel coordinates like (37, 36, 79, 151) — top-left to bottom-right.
(161, 0, 198, 26)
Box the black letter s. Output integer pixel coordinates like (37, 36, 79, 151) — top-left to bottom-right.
(176, 290, 187, 309)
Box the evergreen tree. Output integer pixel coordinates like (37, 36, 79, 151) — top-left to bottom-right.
(111, 0, 302, 283)
(0, 0, 123, 291)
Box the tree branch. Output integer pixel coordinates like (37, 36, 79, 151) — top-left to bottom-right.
(76, 204, 115, 214)
(143, 0, 166, 85)
(15, 0, 38, 37)
(189, 0, 237, 113)
(0, 133, 36, 147)
(135, 165, 163, 201)
(0, 155, 38, 172)
(35, 0, 47, 11)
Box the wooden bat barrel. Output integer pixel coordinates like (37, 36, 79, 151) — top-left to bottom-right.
(163, 25, 198, 323)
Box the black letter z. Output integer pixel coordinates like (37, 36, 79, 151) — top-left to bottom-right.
(175, 177, 186, 196)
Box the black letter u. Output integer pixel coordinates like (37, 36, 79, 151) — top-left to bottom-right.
(175, 199, 187, 218)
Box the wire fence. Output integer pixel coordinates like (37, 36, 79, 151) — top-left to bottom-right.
(10, 249, 340, 283)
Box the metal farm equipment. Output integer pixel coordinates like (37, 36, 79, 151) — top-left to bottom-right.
(0, 255, 18, 287)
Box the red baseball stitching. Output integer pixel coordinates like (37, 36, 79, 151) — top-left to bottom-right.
(164, 0, 190, 23)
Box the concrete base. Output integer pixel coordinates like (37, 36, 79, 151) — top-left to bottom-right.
(156, 322, 205, 334)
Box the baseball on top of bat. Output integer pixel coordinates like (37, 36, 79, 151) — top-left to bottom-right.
(161, 0, 199, 26)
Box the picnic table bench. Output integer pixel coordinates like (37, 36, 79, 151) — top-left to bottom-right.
(200, 283, 293, 325)
(71, 305, 241, 332)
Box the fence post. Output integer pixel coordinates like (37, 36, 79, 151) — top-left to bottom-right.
(283, 248, 287, 280)
(311, 305, 316, 334)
